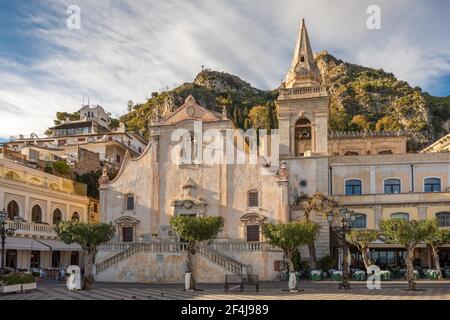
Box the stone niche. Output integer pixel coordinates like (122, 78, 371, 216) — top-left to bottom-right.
(170, 178, 207, 216)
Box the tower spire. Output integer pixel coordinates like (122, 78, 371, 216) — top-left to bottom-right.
(285, 19, 321, 88)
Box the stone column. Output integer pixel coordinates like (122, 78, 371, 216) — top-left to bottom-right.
(370, 166, 376, 194)
(374, 205, 383, 229)
(24, 195, 30, 221)
(218, 130, 228, 238)
(277, 161, 290, 223)
(0, 189, 4, 210)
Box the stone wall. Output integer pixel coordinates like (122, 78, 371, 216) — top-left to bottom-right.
(95, 250, 284, 283)
(74, 147, 101, 174)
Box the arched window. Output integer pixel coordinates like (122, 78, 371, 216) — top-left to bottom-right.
(31, 205, 42, 223)
(294, 118, 312, 156)
(71, 212, 80, 222)
(7, 200, 19, 220)
(345, 179, 362, 195)
(351, 214, 367, 229)
(436, 212, 450, 227)
(247, 190, 259, 207)
(344, 151, 359, 156)
(391, 212, 409, 220)
(125, 194, 135, 211)
(384, 179, 401, 194)
(378, 150, 393, 155)
(424, 178, 441, 192)
(53, 209, 63, 225)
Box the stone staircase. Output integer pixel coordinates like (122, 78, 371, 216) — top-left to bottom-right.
(95, 242, 251, 276)
(197, 244, 251, 275)
(95, 242, 188, 274)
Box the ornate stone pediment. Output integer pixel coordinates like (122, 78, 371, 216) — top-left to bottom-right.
(114, 216, 140, 227)
(171, 178, 207, 216)
(159, 95, 224, 126)
(240, 212, 266, 224)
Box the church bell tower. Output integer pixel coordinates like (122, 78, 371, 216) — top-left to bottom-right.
(276, 19, 330, 157)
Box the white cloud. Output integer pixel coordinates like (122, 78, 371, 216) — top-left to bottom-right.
(0, 0, 449, 137)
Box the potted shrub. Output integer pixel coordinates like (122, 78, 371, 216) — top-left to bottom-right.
(0, 274, 22, 294)
(0, 273, 37, 294)
(20, 274, 37, 292)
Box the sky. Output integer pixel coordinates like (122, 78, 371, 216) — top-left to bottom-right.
(0, 0, 449, 138)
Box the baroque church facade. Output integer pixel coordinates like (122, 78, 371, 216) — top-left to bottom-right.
(95, 20, 450, 283)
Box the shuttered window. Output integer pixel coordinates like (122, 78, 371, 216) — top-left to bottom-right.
(246, 225, 260, 242)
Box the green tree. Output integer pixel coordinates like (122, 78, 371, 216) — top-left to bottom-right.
(54, 221, 115, 289)
(52, 161, 72, 176)
(127, 100, 134, 113)
(375, 116, 401, 132)
(379, 219, 428, 290)
(169, 216, 224, 290)
(262, 221, 319, 291)
(296, 192, 337, 269)
(346, 229, 379, 270)
(54, 111, 80, 126)
(422, 219, 450, 279)
(350, 115, 371, 131)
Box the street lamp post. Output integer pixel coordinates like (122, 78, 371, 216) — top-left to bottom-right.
(0, 209, 23, 275)
(327, 207, 356, 290)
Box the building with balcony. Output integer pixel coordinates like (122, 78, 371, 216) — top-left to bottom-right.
(0, 157, 90, 271)
(4, 105, 148, 170)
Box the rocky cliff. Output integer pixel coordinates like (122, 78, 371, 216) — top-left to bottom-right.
(120, 54, 450, 151)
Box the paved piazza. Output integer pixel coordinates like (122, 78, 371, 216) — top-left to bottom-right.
(1, 281, 449, 300)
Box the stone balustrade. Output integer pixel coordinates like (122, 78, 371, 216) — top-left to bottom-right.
(278, 85, 327, 100)
(99, 241, 280, 252)
(6, 220, 57, 238)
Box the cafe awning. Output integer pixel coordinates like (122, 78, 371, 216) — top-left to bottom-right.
(5, 237, 50, 251)
(35, 239, 83, 252)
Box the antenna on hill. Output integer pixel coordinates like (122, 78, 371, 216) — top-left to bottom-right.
(201, 65, 205, 72)
(82, 96, 85, 106)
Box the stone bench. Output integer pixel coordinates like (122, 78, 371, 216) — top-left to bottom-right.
(224, 274, 259, 292)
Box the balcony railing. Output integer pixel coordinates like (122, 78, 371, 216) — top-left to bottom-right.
(278, 85, 327, 100)
(6, 220, 57, 238)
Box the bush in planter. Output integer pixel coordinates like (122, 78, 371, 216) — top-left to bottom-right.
(0, 273, 36, 286)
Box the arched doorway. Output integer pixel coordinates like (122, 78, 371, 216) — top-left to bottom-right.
(294, 118, 312, 156)
(7, 200, 19, 220)
(31, 205, 42, 223)
(6, 249, 17, 269)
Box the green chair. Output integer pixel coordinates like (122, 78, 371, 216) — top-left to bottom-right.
(445, 269, 450, 279)
(331, 271, 342, 282)
(352, 270, 366, 281)
(310, 270, 322, 281)
(426, 270, 438, 280)
(380, 270, 391, 281)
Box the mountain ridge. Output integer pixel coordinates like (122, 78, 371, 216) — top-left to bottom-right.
(120, 52, 450, 151)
